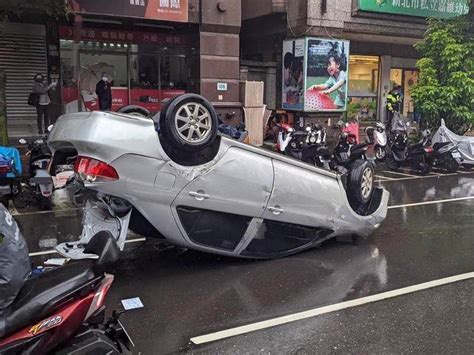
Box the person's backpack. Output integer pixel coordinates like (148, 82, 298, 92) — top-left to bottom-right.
(27, 92, 39, 106)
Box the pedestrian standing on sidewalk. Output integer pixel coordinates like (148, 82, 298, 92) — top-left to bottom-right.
(95, 73, 112, 111)
(32, 74, 56, 134)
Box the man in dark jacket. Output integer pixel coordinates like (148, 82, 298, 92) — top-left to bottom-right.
(95, 73, 112, 111)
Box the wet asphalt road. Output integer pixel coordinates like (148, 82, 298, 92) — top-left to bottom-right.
(18, 168, 474, 354)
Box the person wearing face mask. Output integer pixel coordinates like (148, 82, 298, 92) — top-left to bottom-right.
(32, 73, 56, 134)
(95, 73, 112, 111)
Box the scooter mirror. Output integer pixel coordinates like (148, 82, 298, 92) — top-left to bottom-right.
(47, 125, 54, 132)
(18, 139, 27, 144)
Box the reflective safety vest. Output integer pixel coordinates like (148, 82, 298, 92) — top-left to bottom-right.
(386, 92, 401, 112)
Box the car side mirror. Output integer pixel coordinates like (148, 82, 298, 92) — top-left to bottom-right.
(47, 125, 54, 132)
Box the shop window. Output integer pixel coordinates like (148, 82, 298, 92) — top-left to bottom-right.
(59, 36, 197, 114)
(160, 48, 189, 91)
(347, 55, 379, 122)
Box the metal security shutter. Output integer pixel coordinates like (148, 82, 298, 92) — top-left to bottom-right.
(0, 23, 47, 137)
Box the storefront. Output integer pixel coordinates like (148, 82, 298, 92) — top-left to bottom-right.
(59, 25, 199, 113)
(347, 55, 419, 122)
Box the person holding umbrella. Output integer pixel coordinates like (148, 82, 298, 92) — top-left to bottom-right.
(95, 72, 112, 111)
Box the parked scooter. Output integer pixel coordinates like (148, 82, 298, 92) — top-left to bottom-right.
(0, 147, 22, 207)
(19, 126, 74, 209)
(365, 122, 388, 162)
(0, 232, 134, 354)
(421, 130, 460, 173)
(276, 123, 332, 169)
(386, 124, 433, 175)
(19, 137, 54, 209)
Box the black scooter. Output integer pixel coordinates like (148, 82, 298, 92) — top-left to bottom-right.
(386, 128, 433, 175)
(19, 137, 54, 209)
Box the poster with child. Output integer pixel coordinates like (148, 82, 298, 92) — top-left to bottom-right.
(305, 38, 350, 112)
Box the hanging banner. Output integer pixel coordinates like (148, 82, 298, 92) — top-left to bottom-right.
(358, 0, 469, 18)
(304, 38, 350, 112)
(67, 0, 189, 23)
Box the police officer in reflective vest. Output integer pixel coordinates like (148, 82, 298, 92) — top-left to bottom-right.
(386, 85, 402, 131)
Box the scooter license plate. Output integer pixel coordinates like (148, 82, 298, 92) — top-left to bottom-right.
(452, 152, 461, 158)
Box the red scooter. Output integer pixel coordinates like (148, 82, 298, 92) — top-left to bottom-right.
(0, 232, 133, 354)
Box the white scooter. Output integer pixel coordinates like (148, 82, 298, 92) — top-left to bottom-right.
(365, 122, 388, 162)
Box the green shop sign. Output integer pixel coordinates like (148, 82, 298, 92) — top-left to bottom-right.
(358, 0, 470, 18)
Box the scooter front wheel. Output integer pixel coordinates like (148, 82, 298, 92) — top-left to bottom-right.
(374, 145, 387, 162)
(385, 154, 400, 170)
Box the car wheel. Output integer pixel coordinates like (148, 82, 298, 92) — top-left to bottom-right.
(385, 154, 400, 170)
(374, 145, 387, 162)
(160, 94, 218, 152)
(117, 105, 151, 117)
(348, 159, 374, 207)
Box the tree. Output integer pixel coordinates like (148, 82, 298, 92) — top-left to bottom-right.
(411, 12, 473, 134)
(0, 0, 69, 21)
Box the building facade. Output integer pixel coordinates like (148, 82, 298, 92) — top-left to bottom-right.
(241, 0, 469, 122)
(1, 0, 242, 136)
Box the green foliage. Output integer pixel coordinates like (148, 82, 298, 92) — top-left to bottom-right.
(411, 14, 474, 134)
(0, 0, 69, 21)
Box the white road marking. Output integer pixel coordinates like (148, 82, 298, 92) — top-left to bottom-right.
(388, 196, 474, 210)
(11, 207, 82, 217)
(28, 238, 148, 257)
(375, 175, 397, 181)
(190, 272, 474, 345)
(375, 171, 468, 183)
(382, 170, 418, 178)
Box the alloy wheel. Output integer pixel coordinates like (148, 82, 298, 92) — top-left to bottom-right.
(175, 102, 212, 144)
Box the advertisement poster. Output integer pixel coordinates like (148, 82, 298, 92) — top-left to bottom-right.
(282, 39, 305, 110)
(358, 0, 469, 19)
(68, 0, 188, 23)
(304, 38, 350, 112)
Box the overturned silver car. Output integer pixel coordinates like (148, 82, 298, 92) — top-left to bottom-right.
(48, 94, 388, 259)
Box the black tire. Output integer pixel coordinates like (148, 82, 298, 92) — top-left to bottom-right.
(385, 154, 400, 170)
(348, 159, 375, 208)
(39, 196, 52, 210)
(412, 154, 432, 175)
(117, 105, 151, 117)
(441, 156, 459, 174)
(160, 94, 218, 152)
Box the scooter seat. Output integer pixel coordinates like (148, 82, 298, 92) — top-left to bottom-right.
(0, 262, 95, 338)
(433, 142, 451, 150)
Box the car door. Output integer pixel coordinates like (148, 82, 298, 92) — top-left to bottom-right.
(241, 159, 341, 258)
(171, 146, 273, 253)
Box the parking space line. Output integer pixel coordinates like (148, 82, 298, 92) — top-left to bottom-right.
(11, 207, 83, 217)
(375, 171, 468, 183)
(375, 175, 396, 181)
(190, 272, 474, 345)
(28, 238, 148, 257)
(382, 170, 418, 178)
(388, 196, 474, 210)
